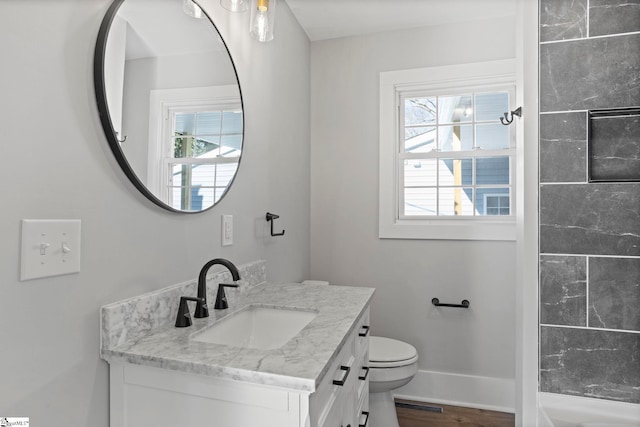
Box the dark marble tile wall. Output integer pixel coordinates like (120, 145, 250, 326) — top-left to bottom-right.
(590, 113, 640, 181)
(540, 326, 640, 403)
(540, 34, 640, 112)
(589, 257, 640, 331)
(540, 256, 587, 326)
(539, 112, 587, 183)
(539, 0, 640, 403)
(540, 0, 588, 42)
(540, 183, 640, 256)
(590, 0, 640, 37)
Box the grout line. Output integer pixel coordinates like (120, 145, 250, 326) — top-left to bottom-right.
(586, 255, 590, 328)
(540, 324, 640, 335)
(540, 253, 640, 259)
(539, 181, 589, 185)
(586, 0, 590, 38)
(586, 111, 590, 182)
(539, 30, 640, 45)
(540, 181, 640, 186)
(540, 110, 588, 115)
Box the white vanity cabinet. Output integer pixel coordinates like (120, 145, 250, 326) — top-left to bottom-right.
(108, 308, 370, 427)
(310, 309, 370, 427)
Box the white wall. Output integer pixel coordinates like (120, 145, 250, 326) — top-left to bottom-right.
(0, 0, 310, 424)
(310, 16, 518, 409)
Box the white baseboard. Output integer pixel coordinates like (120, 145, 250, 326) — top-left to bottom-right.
(393, 369, 515, 414)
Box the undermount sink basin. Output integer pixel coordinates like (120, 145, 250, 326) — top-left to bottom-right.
(191, 305, 317, 350)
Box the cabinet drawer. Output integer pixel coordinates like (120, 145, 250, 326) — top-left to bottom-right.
(357, 386, 370, 427)
(356, 350, 369, 404)
(355, 310, 370, 359)
(312, 332, 356, 426)
(311, 307, 371, 427)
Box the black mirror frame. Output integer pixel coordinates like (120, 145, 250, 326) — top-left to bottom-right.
(93, 0, 245, 213)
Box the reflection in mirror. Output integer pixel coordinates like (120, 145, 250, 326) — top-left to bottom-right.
(95, 0, 243, 213)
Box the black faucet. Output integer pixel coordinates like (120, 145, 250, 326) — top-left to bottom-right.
(175, 296, 204, 327)
(194, 258, 241, 318)
(214, 283, 239, 310)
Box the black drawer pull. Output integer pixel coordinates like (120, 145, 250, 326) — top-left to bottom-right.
(332, 365, 351, 386)
(359, 325, 370, 337)
(358, 366, 370, 381)
(359, 411, 369, 427)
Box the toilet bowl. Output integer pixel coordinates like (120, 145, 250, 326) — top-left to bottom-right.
(368, 336, 418, 427)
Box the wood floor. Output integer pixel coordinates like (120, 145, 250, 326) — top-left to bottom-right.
(396, 399, 515, 427)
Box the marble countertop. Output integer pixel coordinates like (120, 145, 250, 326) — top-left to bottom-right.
(101, 282, 374, 392)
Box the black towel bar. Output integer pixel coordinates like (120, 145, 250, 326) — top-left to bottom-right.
(431, 298, 470, 308)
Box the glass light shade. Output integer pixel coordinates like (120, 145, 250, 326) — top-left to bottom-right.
(221, 0, 249, 12)
(183, 0, 204, 19)
(249, 0, 276, 42)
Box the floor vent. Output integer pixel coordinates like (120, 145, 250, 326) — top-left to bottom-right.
(395, 401, 444, 413)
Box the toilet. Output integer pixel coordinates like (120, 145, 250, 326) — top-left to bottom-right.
(368, 336, 418, 427)
(301, 281, 418, 427)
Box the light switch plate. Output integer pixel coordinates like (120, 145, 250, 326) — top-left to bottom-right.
(20, 219, 81, 281)
(221, 214, 233, 246)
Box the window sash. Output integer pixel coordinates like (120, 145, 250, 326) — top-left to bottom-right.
(396, 86, 515, 220)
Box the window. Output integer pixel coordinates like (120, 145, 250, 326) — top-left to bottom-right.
(379, 60, 517, 240)
(168, 108, 242, 211)
(147, 86, 242, 212)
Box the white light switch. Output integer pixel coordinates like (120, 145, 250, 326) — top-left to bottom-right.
(20, 219, 81, 281)
(221, 214, 233, 246)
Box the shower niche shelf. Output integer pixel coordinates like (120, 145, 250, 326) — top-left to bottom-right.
(588, 107, 640, 182)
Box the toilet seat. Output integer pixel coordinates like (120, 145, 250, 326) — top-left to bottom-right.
(369, 336, 418, 368)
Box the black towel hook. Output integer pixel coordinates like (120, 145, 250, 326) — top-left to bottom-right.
(500, 106, 522, 125)
(115, 131, 127, 143)
(266, 212, 285, 236)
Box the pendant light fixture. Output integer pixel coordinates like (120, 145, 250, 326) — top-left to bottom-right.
(249, 0, 276, 42)
(183, 0, 204, 19)
(220, 0, 248, 12)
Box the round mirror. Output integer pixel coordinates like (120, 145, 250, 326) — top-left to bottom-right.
(94, 0, 244, 213)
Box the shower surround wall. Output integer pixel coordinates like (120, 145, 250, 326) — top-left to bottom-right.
(539, 0, 640, 403)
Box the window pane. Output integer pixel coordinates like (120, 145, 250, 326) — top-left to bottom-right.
(476, 123, 509, 149)
(404, 188, 437, 216)
(174, 136, 197, 158)
(221, 111, 243, 133)
(438, 159, 472, 186)
(168, 162, 238, 211)
(475, 92, 509, 122)
(220, 134, 243, 153)
(405, 98, 436, 125)
(174, 112, 196, 134)
(438, 187, 474, 216)
(476, 188, 510, 216)
(196, 112, 221, 135)
(438, 125, 473, 151)
(476, 156, 510, 185)
(214, 162, 239, 187)
(405, 126, 436, 153)
(168, 186, 216, 211)
(404, 159, 437, 187)
(438, 95, 472, 124)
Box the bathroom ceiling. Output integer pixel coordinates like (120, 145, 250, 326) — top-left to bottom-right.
(285, 0, 518, 41)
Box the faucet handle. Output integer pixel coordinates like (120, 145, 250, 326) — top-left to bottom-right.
(214, 283, 239, 310)
(175, 296, 204, 328)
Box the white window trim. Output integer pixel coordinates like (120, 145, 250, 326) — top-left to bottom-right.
(147, 85, 241, 202)
(379, 59, 517, 241)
